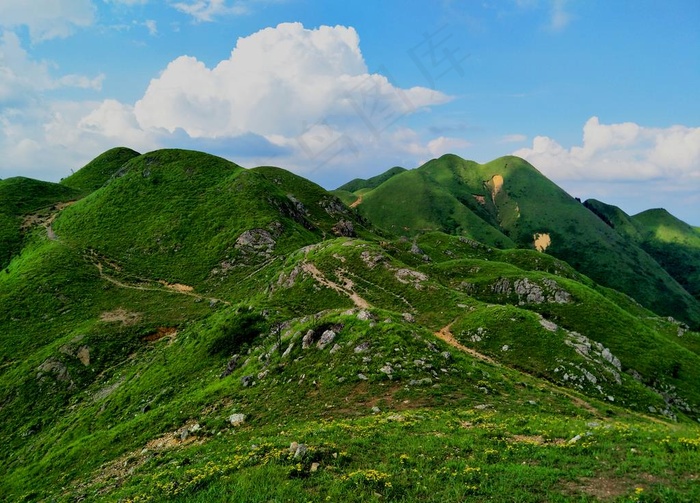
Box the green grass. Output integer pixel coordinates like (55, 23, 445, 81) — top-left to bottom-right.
(0, 176, 80, 267)
(336, 165, 407, 192)
(585, 200, 700, 303)
(0, 177, 79, 215)
(351, 154, 700, 328)
(60, 146, 140, 196)
(1, 148, 699, 502)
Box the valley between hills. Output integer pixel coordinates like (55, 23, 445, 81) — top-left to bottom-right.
(1, 147, 699, 502)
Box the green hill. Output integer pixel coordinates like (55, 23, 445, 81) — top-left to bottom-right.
(51, 150, 376, 307)
(632, 209, 700, 301)
(1, 148, 699, 502)
(585, 201, 700, 302)
(336, 166, 407, 192)
(0, 176, 79, 215)
(61, 146, 141, 196)
(0, 177, 80, 268)
(583, 198, 644, 241)
(348, 154, 700, 328)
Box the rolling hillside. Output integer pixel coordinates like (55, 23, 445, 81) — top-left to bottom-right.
(0, 177, 80, 268)
(347, 154, 700, 328)
(1, 148, 699, 502)
(585, 200, 700, 302)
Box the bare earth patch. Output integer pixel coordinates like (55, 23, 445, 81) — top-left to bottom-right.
(72, 421, 204, 498)
(301, 262, 370, 309)
(100, 308, 141, 325)
(349, 194, 363, 208)
(560, 475, 660, 501)
(142, 327, 178, 343)
(434, 322, 498, 365)
(159, 280, 194, 293)
(487, 174, 504, 202)
(533, 232, 551, 252)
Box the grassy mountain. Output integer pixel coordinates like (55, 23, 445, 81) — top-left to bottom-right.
(0, 177, 80, 268)
(0, 147, 139, 268)
(586, 200, 700, 302)
(336, 166, 407, 193)
(1, 148, 700, 502)
(333, 166, 408, 208)
(347, 154, 700, 328)
(634, 213, 700, 301)
(54, 149, 371, 296)
(60, 146, 141, 196)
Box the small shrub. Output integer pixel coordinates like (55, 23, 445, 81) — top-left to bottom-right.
(208, 311, 267, 356)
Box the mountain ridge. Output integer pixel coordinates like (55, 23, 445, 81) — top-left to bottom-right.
(1, 147, 699, 502)
(345, 153, 700, 328)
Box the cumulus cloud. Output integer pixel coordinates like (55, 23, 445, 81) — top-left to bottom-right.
(427, 136, 471, 157)
(134, 23, 450, 140)
(0, 0, 95, 42)
(1, 22, 453, 184)
(514, 117, 700, 182)
(125, 21, 451, 181)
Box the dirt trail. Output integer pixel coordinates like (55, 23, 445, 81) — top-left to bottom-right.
(434, 322, 498, 365)
(88, 251, 230, 306)
(302, 262, 370, 309)
(349, 194, 363, 208)
(22, 201, 76, 241)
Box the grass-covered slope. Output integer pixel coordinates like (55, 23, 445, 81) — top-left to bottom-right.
(351, 154, 700, 328)
(0, 177, 80, 268)
(54, 149, 371, 294)
(336, 166, 407, 192)
(585, 200, 700, 302)
(0, 177, 79, 215)
(60, 146, 141, 196)
(633, 208, 700, 301)
(2, 148, 700, 502)
(355, 161, 516, 249)
(3, 230, 700, 501)
(583, 198, 644, 241)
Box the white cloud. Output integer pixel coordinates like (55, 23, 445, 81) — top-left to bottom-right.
(144, 20, 158, 36)
(0, 31, 104, 103)
(0, 23, 453, 186)
(172, 0, 249, 22)
(56, 74, 105, 90)
(0, 0, 95, 42)
(134, 23, 450, 138)
(427, 136, 471, 157)
(514, 117, 700, 182)
(78, 99, 158, 149)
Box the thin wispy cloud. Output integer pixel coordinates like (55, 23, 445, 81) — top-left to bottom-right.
(172, 0, 250, 22)
(0, 0, 95, 41)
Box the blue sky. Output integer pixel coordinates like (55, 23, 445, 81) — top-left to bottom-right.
(0, 0, 698, 224)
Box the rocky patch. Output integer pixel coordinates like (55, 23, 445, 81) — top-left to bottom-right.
(395, 268, 428, 289)
(36, 358, 73, 386)
(235, 229, 276, 257)
(100, 308, 141, 325)
(491, 277, 571, 305)
(332, 219, 355, 237)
